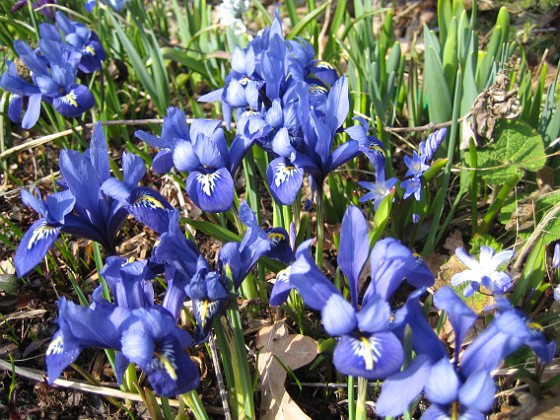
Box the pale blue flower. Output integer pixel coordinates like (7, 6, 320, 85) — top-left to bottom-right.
(451, 246, 514, 297)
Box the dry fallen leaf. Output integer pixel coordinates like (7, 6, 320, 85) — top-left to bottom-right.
(256, 319, 318, 420)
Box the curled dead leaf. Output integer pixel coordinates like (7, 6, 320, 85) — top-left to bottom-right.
(256, 319, 318, 420)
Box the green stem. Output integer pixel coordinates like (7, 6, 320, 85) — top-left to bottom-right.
(347, 376, 356, 419)
(477, 173, 521, 235)
(355, 377, 368, 420)
(315, 182, 324, 267)
(226, 299, 255, 419)
(180, 391, 210, 420)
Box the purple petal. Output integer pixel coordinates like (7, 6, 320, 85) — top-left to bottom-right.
(376, 354, 433, 417)
(266, 157, 304, 205)
(321, 294, 357, 336)
(15, 219, 61, 277)
(425, 358, 459, 405)
(337, 205, 369, 308)
(186, 168, 234, 213)
(333, 332, 403, 380)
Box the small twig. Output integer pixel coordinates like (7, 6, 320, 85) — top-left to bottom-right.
(0, 359, 225, 414)
(0, 358, 179, 406)
(209, 333, 232, 420)
(0, 118, 173, 160)
(512, 201, 560, 275)
(383, 113, 471, 133)
(0, 309, 46, 327)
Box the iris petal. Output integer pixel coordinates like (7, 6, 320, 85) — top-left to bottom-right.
(266, 157, 304, 205)
(53, 84, 95, 118)
(15, 219, 62, 277)
(333, 332, 403, 379)
(186, 168, 234, 213)
(321, 294, 356, 336)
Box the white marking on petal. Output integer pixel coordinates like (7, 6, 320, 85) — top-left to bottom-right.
(154, 342, 179, 380)
(197, 172, 221, 196)
(274, 164, 297, 188)
(60, 91, 78, 108)
(46, 335, 64, 356)
(351, 336, 382, 371)
(28, 222, 58, 250)
(84, 46, 96, 56)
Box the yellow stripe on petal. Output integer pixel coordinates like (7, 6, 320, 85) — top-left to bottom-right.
(360, 336, 375, 371)
(135, 194, 165, 209)
(157, 353, 178, 380)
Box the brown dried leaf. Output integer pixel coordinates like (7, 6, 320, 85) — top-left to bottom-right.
(443, 230, 465, 254)
(256, 319, 318, 420)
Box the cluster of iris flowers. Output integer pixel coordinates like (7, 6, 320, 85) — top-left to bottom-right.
(4, 6, 558, 416)
(0, 11, 103, 129)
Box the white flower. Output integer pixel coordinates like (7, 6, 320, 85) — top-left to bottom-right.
(451, 245, 514, 297)
(216, 0, 250, 35)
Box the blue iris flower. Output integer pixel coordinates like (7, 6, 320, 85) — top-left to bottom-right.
(136, 110, 253, 213)
(154, 202, 272, 341)
(15, 123, 172, 277)
(200, 13, 356, 207)
(218, 201, 271, 288)
(345, 117, 386, 179)
(154, 210, 201, 320)
(14, 188, 75, 277)
(377, 286, 556, 418)
(266, 78, 361, 205)
(46, 288, 200, 396)
(100, 150, 175, 234)
(0, 39, 95, 128)
(101, 256, 155, 309)
(119, 307, 200, 396)
(271, 206, 434, 379)
(185, 256, 230, 343)
(40, 12, 106, 73)
(85, 0, 127, 12)
(135, 107, 190, 174)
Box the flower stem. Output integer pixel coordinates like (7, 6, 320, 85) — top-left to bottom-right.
(180, 391, 210, 420)
(347, 376, 356, 419)
(355, 376, 368, 420)
(315, 182, 324, 267)
(226, 300, 255, 419)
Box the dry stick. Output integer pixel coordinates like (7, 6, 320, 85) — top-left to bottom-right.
(0, 358, 180, 407)
(3, 113, 473, 162)
(208, 333, 233, 420)
(0, 359, 225, 414)
(0, 118, 189, 160)
(511, 201, 560, 275)
(383, 113, 471, 133)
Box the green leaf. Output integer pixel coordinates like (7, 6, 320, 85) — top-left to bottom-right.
(535, 191, 560, 244)
(286, 1, 330, 40)
(184, 219, 241, 243)
(442, 17, 458, 93)
(424, 44, 452, 123)
(0, 274, 19, 296)
(474, 120, 546, 184)
(161, 48, 210, 80)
